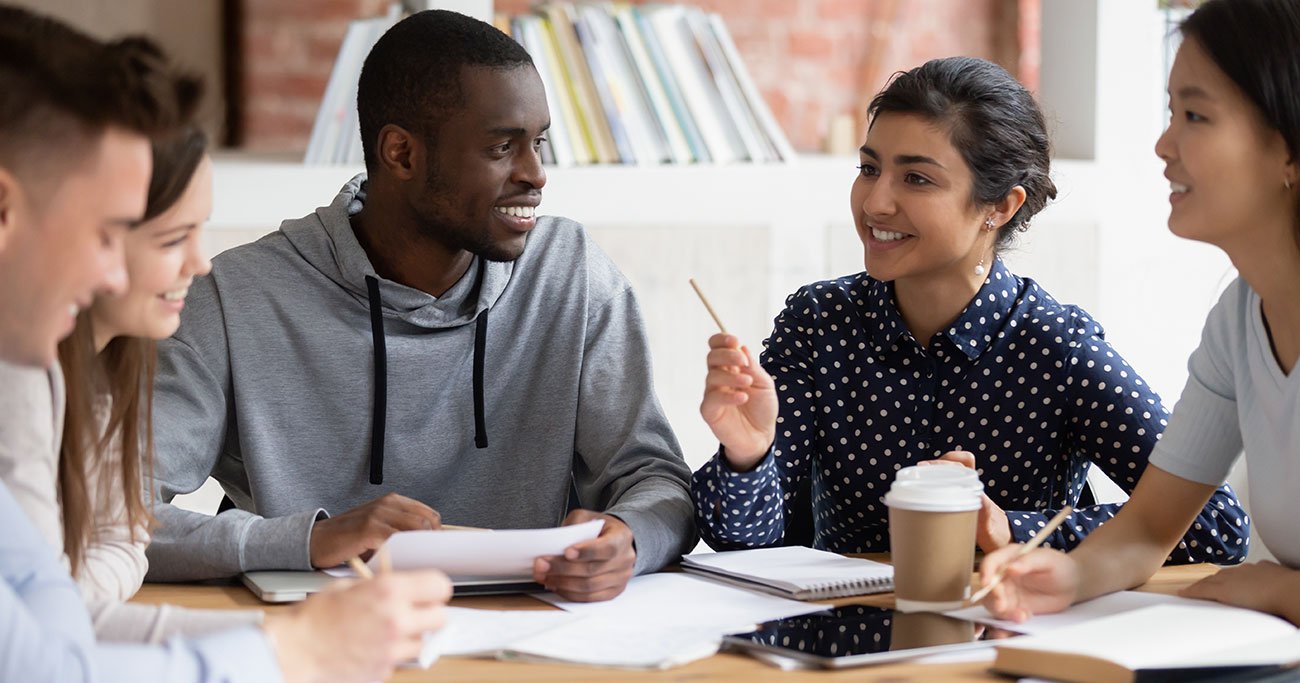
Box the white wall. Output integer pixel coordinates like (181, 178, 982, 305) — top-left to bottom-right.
(199, 155, 1106, 483)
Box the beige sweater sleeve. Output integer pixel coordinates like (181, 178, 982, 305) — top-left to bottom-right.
(77, 406, 265, 641)
(75, 424, 149, 601)
(0, 361, 67, 558)
(0, 359, 263, 641)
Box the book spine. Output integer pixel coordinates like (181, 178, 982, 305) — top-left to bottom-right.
(305, 20, 365, 164)
(707, 13, 796, 163)
(572, 4, 639, 164)
(515, 15, 577, 167)
(538, 14, 595, 165)
(588, 3, 671, 165)
(546, 3, 621, 164)
(646, 6, 740, 163)
(633, 6, 710, 163)
(684, 8, 761, 163)
(614, 5, 693, 164)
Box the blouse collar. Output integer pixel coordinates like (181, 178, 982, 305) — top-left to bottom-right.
(864, 258, 1020, 360)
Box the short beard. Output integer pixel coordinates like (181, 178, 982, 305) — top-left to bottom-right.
(417, 156, 523, 263)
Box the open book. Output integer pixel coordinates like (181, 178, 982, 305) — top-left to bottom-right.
(681, 546, 894, 600)
(418, 572, 825, 670)
(992, 604, 1300, 683)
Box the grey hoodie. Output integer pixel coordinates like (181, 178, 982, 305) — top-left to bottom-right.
(145, 175, 696, 580)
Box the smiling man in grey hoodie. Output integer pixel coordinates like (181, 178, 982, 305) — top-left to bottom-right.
(144, 10, 695, 601)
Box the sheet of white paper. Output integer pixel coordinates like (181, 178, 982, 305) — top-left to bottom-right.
(946, 590, 1225, 634)
(999, 604, 1298, 670)
(416, 629, 441, 668)
(514, 574, 827, 669)
(539, 572, 829, 631)
(910, 648, 998, 665)
(1187, 631, 1300, 667)
(503, 616, 722, 670)
(371, 520, 603, 576)
(419, 607, 579, 658)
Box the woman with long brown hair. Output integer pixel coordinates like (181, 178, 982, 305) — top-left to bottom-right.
(0, 126, 263, 640)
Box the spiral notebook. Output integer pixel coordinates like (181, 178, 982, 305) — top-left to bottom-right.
(681, 546, 894, 601)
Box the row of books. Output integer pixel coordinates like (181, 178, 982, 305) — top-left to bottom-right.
(303, 6, 400, 166)
(304, 3, 794, 166)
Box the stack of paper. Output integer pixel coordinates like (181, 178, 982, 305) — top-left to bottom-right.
(420, 573, 827, 670)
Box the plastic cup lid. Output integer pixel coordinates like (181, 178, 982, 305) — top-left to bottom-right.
(894, 463, 982, 490)
(885, 466, 983, 511)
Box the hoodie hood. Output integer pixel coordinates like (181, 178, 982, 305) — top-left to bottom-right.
(280, 173, 514, 330)
(280, 173, 507, 481)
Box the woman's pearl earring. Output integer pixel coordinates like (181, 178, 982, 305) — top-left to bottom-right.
(975, 217, 995, 277)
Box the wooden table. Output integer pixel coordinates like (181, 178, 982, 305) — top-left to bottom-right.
(133, 558, 1219, 682)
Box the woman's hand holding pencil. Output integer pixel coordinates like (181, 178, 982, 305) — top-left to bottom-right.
(974, 509, 1082, 623)
(262, 544, 451, 683)
(690, 278, 778, 472)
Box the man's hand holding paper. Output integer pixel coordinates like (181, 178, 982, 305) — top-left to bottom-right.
(309, 492, 442, 568)
(534, 509, 636, 602)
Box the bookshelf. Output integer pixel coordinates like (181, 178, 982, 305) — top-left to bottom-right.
(305, 2, 793, 166)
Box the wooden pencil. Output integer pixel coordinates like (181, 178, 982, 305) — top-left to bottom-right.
(968, 505, 1073, 604)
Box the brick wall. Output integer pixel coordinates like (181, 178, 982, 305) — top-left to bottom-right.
(241, 0, 1036, 154)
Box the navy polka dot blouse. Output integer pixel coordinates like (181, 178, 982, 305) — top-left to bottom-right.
(692, 259, 1249, 565)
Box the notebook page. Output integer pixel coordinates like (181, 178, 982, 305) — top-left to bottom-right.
(539, 573, 827, 630)
(1003, 605, 1297, 669)
(1186, 631, 1300, 667)
(681, 546, 893, 592)
(432, 607, 578, 657)
(503, 616, 722, 669)
(948, 590, 1217, 635)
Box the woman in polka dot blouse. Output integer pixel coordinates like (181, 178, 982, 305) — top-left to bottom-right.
(692, 56, 1248, 565)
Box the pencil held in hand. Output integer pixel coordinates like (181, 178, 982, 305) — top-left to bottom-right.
(347, 544, 390, 579)
(689, 278, 728, 334)
(347, 556, 374, 579)
(969, 505, 1073, 604)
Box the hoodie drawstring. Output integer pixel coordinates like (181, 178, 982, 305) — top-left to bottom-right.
(365, 276, 388, 485)
(473, 310, 489, 448)
(364, 271, 490, 486)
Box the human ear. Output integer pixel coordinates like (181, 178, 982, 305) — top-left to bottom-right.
(0, 167, 21, 253)
(375, 125, 419, 181)
(990, 185, 1028, 229)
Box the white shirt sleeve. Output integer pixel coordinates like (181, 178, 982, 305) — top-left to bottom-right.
(1148, 280, 1246, 486)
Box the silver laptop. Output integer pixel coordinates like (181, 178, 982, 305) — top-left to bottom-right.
(240, 570, 543, 603)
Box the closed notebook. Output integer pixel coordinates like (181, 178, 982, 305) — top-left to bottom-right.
(992, 604, 1300, 683)
(680, 546, 894, 600)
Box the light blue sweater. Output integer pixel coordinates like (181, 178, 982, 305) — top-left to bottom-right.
(0, 481, 279, 682)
